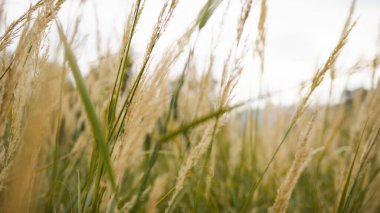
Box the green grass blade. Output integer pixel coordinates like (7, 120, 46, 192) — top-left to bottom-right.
(56, 21, 117, 193)
(129, 103, 244, 212)
(240, 114, 298, 212)
(157, 103, 242, 144)
(342, 125, 380, 212)
(197, 0, 224, 30)
(108, 0, 142, 129)
(337, 120, 368, 213)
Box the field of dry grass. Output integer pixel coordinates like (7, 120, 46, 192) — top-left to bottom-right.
(1, 0, 380, 212)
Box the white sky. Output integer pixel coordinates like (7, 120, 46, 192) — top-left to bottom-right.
(3, 0, 380, 105)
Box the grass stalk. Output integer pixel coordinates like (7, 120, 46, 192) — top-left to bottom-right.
(56, 21, 117, 193)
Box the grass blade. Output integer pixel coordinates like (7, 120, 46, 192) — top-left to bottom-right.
(197, 0, 224, 30)
(158, 103, 242, 144)
(56, 21, 117, 193)
(336, 121, 367, 213)
(107, 0, 142, 129)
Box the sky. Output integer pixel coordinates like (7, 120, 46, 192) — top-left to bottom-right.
(3, 0, 380, 106)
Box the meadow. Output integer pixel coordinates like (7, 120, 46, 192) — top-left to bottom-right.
(0, 0, 380, 212)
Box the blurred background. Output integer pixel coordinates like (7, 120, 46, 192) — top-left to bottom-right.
(3, 0, 380, 105)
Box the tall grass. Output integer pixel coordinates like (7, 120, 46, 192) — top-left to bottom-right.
(1, 0, 380, 212)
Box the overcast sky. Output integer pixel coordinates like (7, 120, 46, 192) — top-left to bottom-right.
(3, 0, 380, 105)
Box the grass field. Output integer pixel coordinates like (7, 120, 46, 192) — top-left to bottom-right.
(1, 0, 380, 212)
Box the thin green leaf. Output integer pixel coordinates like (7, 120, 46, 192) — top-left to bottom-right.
(157, 103, 242, 144)
(197, 0, 224, 30)
(108, 0, 142, 130)
(337, 120, 368, 213)
(56, 21, 117, 193)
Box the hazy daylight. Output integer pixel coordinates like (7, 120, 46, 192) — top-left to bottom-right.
(1, 0, 380, 212)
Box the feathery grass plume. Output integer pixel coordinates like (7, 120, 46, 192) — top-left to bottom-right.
(3, 60, 61, 212)
(104, 1, 181, 211)
(187, 21, 251, 211)
(0, 0, 63, 133)
(0, 0, 63, 193)
(160, 102, 245, 212)
(256, 0, 267, 75)
(165, 9, 251, 208)
(241, 14, 356, 212)
(341, 0, 357, 38)
(191, 28, 250, 210)
(0, 18, 32, 141)
(0, 0, 45, 52)
(269, 115, 316, 213)
(320, 0, 356, 147)
(236, 0, 252, 45)
(191, 0, 231, 116)
(165, 123, 215, 213)
(113, 73, 167, 180)
(252, 0, 267, 170)
(108, 0, 179, 143)
(222, 0, 255, 106)
(191, 0, 231, 121)
(107, 0, 143, 131)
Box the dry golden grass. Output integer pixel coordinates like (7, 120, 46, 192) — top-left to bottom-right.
(1, 0, 380, 212)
